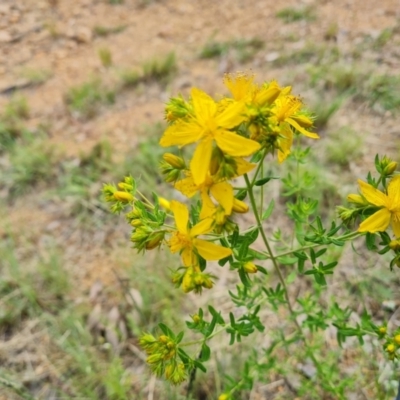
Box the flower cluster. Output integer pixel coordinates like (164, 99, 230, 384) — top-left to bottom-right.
(103, 73, 319, 295)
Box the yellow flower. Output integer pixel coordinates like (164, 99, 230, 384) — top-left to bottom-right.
(223, 72, 256, 102)
(269, 95, 319, 162)
(168, 200, 232, 266)
(356, 176, 400, 237)
(160, 88, 260, 185)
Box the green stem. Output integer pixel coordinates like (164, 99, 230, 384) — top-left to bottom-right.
(244, 173, 346, 400)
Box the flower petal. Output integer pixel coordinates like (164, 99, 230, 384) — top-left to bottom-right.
(392, 215, 400, 238)
(175, 176, 198, 198)
(170, 200, 189, 234)
(277, 124, 293, 163)
(358, 208, 391, 233)
(193, 238, 232, 260)
(214, 101, 245, 129)
(215, 130, 261, 157)
(199, 191, 216, 220)
(287, 118, 319, 139)
(181, 247, 194, 267)
(388, 175, 400, 210)
(160, 121, 203, 147)
(190, 217, 213, 237)
(234, 157, 256, 176)
(358, 180, 388, 207)
(190, 139, 213, 186)
(191, 88, 217, 126)
(210, 181, 233, 214)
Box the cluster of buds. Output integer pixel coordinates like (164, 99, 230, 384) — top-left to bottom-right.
(172, 265, 215, 293)
(164, 95, 192, 122)
(103, 176, 136, 213)
(139, 333, 187, 385)
(375, 155, 398, 178)
(377, 326, 400, 360)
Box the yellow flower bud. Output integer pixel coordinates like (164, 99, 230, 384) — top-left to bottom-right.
(130, 219, 142, 227)
(113, 191, 134, 202)
(384, 161, 397, 175)
(202, 276, 213, 289)
(159, 335, 169, 344)
(118, 182, 134, 191)
(218, 394, 230, 400)
(394, 335, 400, 345)
(232, 198, 249, 213)
(158, 197, 171, 210)
(347, 194, 366, 206)
(145, 232, 164, 250)
(192, 314, 201, 323)
(163, 153, 185, 169)
(386, 343, 396, 353)
(290, 114, 313, 128)
(147, 353, 163, 364)
(243, 261, 258, 274)
(378, 326, 387, 335)
(389, 240, 400, 251)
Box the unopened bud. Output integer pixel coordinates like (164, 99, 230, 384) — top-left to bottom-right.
(243, 261, 258, 274)
(145, 232, 164, 250)
(378, 326, 387, 335)
(218, 394, 230, 400)
(159, 335, 169, 344)
(130, 219, 142, 227)
(394, 335, 400, 345)
(158, 197, 171, 210)
(384, 161, 398, 175)
(114, 191, 134, 202)
(386, 343, 396, 353)
(164, 170, 180, 183)
(163, 153, 185, 169)
(232, 198, 249, 213)
(389, 240, 400, 251)
(347, 194, 366, 206)
(118, 182, 134, 191)
(192, 314, 201, 323)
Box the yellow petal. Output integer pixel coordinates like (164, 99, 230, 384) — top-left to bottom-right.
(392, 214, 400, 237)
(234, 157, 256, 176)
(223, 73, 255, 101)
(193, 238, 232, 260)
(160, 122, 203, 147)
(255, 81, 281, 106)
(170, 200, 189, 234)
(347, 194, 366, 205)
(175, 176, 198, 198)
(181, 247, 195, 267)
(191, 88, 217, 126)
(190, 217, 213, 237)
(215, 130, 261, 157)
(214, 101, 245, 129)
(190, 139, 213, 186)
(211, 181, 233, 214)
(358, 208, 391, 233)
(277, 124, 293, 163)
(358, 180, 388, 207)
(199, 191, 216, 220)
(388, 175, 400, 209)
(287, 118, 319, 139)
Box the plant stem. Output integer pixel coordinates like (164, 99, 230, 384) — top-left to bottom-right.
(244, 173, 346, 399)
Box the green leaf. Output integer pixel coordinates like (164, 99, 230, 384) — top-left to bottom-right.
(255, 176, 278, 186)
(277, 255, 297, 265)
(200, 343, 211, 362)
(193, 360, 207, 373)
(262, 199, 275, 220)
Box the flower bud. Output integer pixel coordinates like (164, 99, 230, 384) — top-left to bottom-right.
(118, 182, 134, 191)
(130, 219, 142, 227)
(145, 232, 164, 250)
(164, 170, 181, 183)
(159, 335, 169, 344)
(113, 191, 134, 202)
(243, 261, 258, 274)
(384, 161, 397, 175)
(163, 153, 185, 169)
(158, 197, 171, 210)
(218, 394, 230, 400)
(378, 326, 387, 335)
(389, 240, 400, 251)
(147, 353, 163, 364)
(394, 335, 400, 345)
(192, 314, 201, 324)
(347, 194, 366, 206)
(386, 343, 396, 353)
(232, 198, 249, 213)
